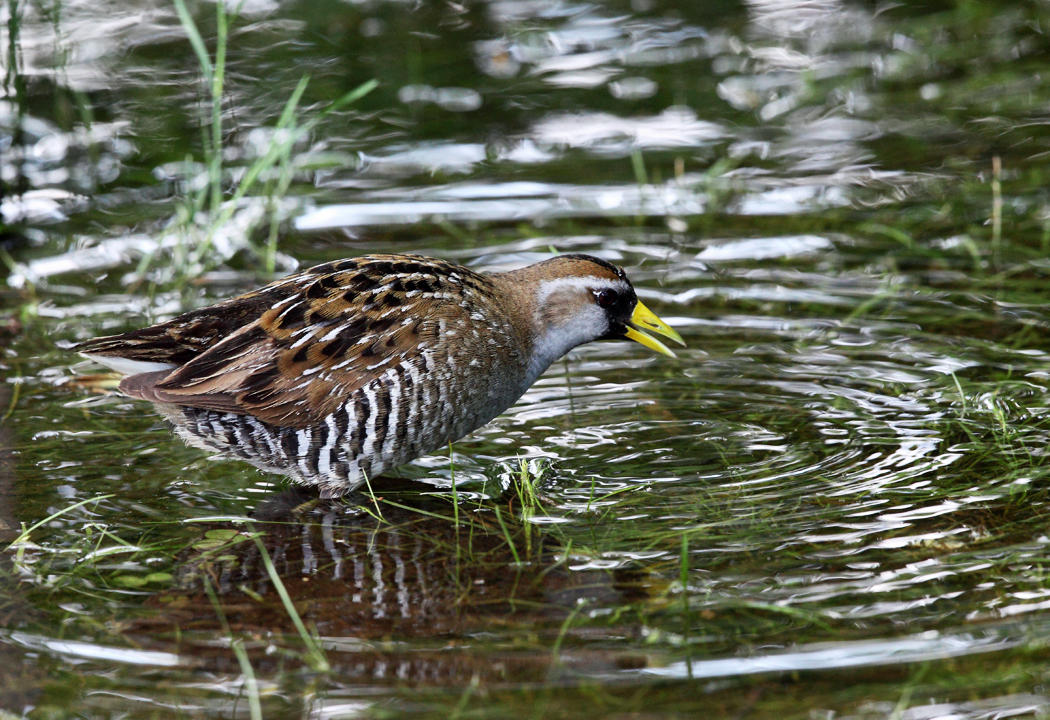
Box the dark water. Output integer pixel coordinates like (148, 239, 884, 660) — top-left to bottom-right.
(5, 0, 1050, 717)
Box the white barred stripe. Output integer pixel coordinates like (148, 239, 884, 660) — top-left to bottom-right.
(250, 416, 278, 457)
(382, 369, 401, 461)
(420, 353, 434, 422)
(360, 380, 379, 460)
(317, 414, 339, 476)
(344, 400, 357, 456)
(403, 357, 423, 445)
(232, 418, 249, 449)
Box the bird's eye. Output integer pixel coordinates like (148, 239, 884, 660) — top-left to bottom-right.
(595, 288, 619, 309)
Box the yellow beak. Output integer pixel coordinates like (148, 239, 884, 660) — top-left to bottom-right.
(624, 301, 686, 358)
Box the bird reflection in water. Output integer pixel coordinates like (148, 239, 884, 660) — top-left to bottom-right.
(135, 472, 653, 688)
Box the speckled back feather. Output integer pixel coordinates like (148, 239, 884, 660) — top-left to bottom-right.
(80, 254, 513, 429)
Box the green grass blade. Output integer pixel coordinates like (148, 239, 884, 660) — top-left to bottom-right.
(320, 78, 379, 118)
(492, 505, 520, 565)
(172, 0, 213, 78)
(249, 528, 330, 672)
(6, 494, 115, 551)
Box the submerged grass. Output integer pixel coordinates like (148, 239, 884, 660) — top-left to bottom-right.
(5, 493, 115, 563)
(249, 527, 329, 672)
(203, 575, 264, 720)
(511, 458, 548, 557)
(359, 468, 385, 522)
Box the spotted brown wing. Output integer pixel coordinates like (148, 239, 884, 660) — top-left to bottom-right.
(140, 255, 487, 428)
(74, 283, 296, 367)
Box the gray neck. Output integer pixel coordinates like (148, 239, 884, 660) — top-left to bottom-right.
(523, 321, 596, 387)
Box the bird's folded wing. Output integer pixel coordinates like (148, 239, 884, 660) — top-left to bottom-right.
(144, 264, 469, 428)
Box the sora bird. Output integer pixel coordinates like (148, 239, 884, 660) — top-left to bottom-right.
(76, 253, 684, 497)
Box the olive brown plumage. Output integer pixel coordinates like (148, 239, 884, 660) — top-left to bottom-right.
(76, 253, 684, 497)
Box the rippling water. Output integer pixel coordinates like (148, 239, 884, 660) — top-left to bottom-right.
(5, 0, 1050, 717)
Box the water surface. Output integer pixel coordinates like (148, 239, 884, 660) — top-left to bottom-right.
(5, 0, 1050, 717)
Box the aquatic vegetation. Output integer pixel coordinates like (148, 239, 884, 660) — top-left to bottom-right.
(6, 0, 1050, 718)
(146, 0, 379, 287)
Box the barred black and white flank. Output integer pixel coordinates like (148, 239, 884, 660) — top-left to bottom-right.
(76, 253, 684, 497)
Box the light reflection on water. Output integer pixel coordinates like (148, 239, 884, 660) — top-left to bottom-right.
(5, 631, 181, 667)
(6, 0, 1050, 715)
(637, 627, 1014, 680)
